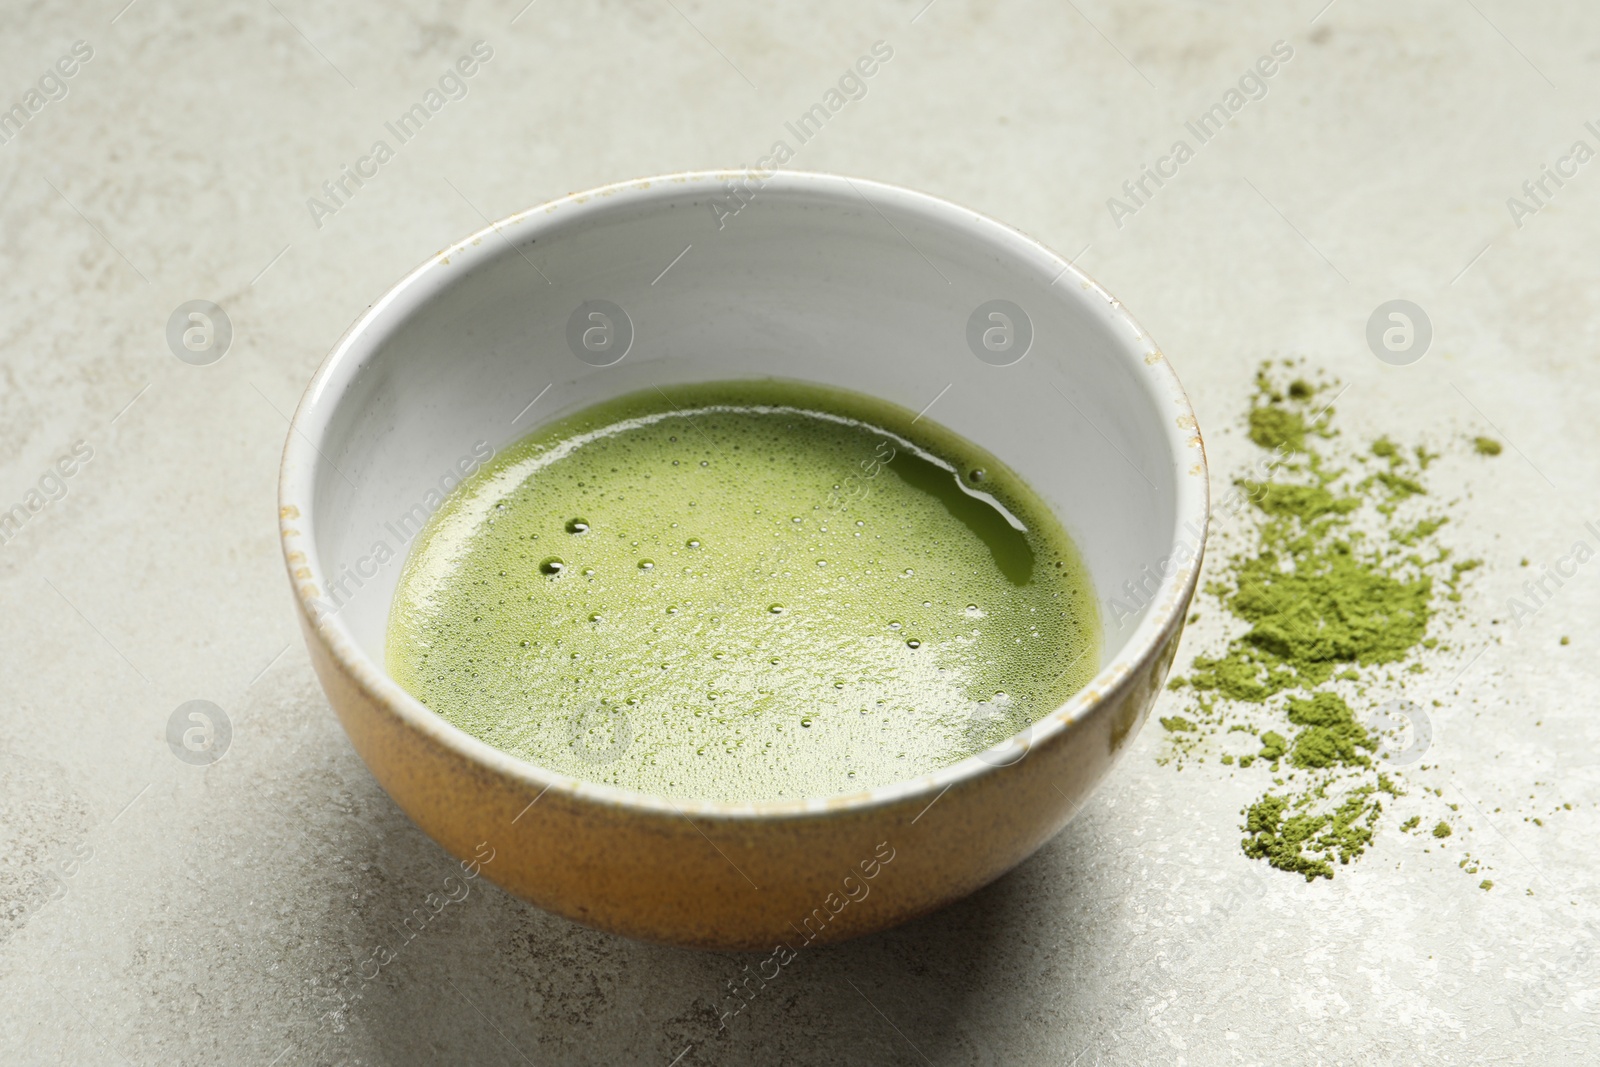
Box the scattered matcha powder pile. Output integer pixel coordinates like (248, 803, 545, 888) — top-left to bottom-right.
(1164, 365, 1486, 881)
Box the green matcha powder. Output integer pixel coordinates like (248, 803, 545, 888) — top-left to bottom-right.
(1165, 365, 1490, 881)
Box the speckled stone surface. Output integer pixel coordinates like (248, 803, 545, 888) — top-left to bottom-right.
(2, 1, 1597, 1063)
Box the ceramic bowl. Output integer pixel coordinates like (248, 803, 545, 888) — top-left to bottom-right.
(277, 170, 1207, 950)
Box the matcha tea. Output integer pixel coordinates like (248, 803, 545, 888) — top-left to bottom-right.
(386, 380, 1099, 802)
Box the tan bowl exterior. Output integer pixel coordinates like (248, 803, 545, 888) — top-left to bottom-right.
(286, 532, 1193, 951)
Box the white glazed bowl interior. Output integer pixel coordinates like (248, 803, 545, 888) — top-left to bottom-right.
(290, 171, 1202, 792)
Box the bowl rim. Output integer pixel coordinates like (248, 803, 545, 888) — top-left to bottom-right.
(277, 168, 1209, 823)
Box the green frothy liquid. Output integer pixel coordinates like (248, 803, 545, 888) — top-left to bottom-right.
(386, 380, 1099, 802)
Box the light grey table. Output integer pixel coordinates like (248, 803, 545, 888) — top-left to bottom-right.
(2, 1, 1596, 1063)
